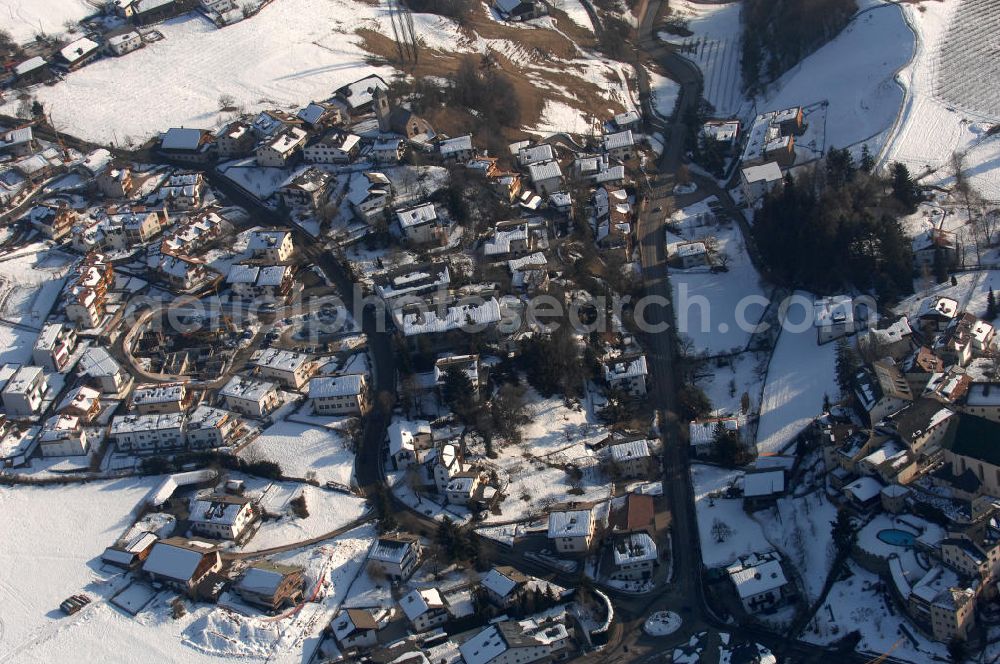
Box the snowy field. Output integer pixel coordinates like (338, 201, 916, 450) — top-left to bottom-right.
(1, 0, 97, 44)
(752, 491, 837, 602)
(243, 482, 368, 552)
(648, 69, 681, 120)
(0, 244, 74, 330)
(240, 420, 356, 486)
(895, 269, 1000, 326)
(659, 1, 743, 117)
(695, 351, 765, 417)
(5, 0, 392, 146)
(758, 3, 912, 154)
(881, 0, 1000, 200)
(754, 301, 838, 456)
(669, 215, 767, 356)
(690, 464, 771, 568)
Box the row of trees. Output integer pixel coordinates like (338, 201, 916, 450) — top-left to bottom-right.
(741, 0, 859, 94)
(752, 150, 918, 302)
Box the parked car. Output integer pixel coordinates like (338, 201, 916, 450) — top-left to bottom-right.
(60, 594, 91, 615)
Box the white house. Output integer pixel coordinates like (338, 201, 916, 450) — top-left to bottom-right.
(78, 347, 130, 395)
(186, 405, 240, 449)
(726, 552, 790, 613)
(603, 355, 648, 397)
(368, 534, 422, 583)
(308, 374, 371, 416)
(32, 323, 77, 372)
(188, 493, 258, 541)
(255, 128, 308, 168)
(142, 537, 222, 596)
(219, 376, 279, 418)
(37, 414, 90, 457)
(2, 366, 48, 418)
(528, 160, 563, 195)
(674, 241, 708, 269)
(388, 419, 432, 470)
(399, 588, 450, 632)
(110, 413, 186, 454)
(396, 203, 444, 245)
(439, 135, 474, 161)
(303, 131, 361, 164)
(602, 130, 635, 161)
(547, 507, 595, 554)
(814, 295, 856, 344)
(740, 161, 784, 205)
(372, 138, 404, 164)
(445, 471, 482, 506)
(107, 30, 143, 56)
(481, 565, 530, 608)
(250, 348, 314, 390)
(611, 532, 657, 581)
(247, 229, 295, 262)
(609, 439, 653, 479)
(331, 608, 381, 651)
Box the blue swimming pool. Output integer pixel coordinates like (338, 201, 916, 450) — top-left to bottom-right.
(877, 529, 916, 547)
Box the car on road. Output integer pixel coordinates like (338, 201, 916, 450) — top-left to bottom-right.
(60, 594, 91, 615)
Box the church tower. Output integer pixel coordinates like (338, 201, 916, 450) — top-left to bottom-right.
(375, 86, 391, 133)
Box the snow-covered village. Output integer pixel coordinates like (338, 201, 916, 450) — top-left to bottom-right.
(0, 0, 999, 662)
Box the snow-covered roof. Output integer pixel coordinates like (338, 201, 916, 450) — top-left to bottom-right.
(111, 413, 184, 435)
(220, 375, 276, 402)
(14, 56, 46, 76)
(227, 263, 259, 284)
(187, 405, 232, 431)
(397, 298, 502, 336)
(251, 348, 310, 373)
(480, 567, 524, 599)
(332, 608, 378, 640)
(396, 203, 438, 229)
(59, 37, 100, 64)
(236, 562, 297, 595)
(161, 128, 205, 152)
(142, 538, 215, 581)
(133, 383, 185, 406)
(189, 494, 251, 526)
(604, 355, 648, 382)
(743, 469, 784, 497)
(369, 535, 417, 564)
(726, 555, 787, 599)
(388, 419, 430, 456)
(675, 241, 706, 259)
(78, 347, 121, 378)
(528, 160, 562, 183)
(336, 74, 387, 109)
(547, 508, 592, 539)
(741, 161, 783, 185)
(612, 532, 657, 565)
(610, 439, 651, 462)
(518, 144, 554, 165)
(689, 417, 739, 447)
(602, 130, 634, 151)
(814, 295, 854, 328)
(308, 374, 365, 399)
(844, 476, 883, 503)
(400, 588, 444, 620)
(439, 135, 473, 156)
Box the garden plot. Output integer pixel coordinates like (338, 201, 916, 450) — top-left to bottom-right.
(896, 270, 1000, 325)
(484, 389, 612, 522)
(690, 464, 771, 568)
(760, 4, 912, 154)
(935, 0, 1000, 120)
(668, 214, 767, 356)
(0, 245, 73, 328)
(754, 302, 838, 456)
(659, 1, 744, 117)
(751, 491, 837, 603)
(801, 561, 948, 662)
(239, 482, 368, 553)
(694, 351, 766, 418)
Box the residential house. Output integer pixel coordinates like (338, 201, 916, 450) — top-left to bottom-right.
(110, 413, 186, 454)
(445, 471, 483, 506)
(142, 537, 222, 596)
(609, 439, 654, 479)
(308, 374, 371, 416)
(917, 296, 959, 334)
(96, 165, 135, 199)
(425, 442, 464, 493)
(0, 127, 37, 157)
(278, 167, 333, 210)
(814, 295, 857, 344)
(335, 74, 388, 114)
(331, 608, 382, 651)
(107, 30, 143, 56)
(458, 621, 571, 664)
(673, 241, 708, 269)
(387, 419, 432, 470)
(303, 130, 361, 164)
(78, 347, 129, 394)
(726, 552, 791, 613)
(235, 561, 305, 611)
(493, 0, 548, 20)
(219, 376, 279, 418)
(157, 254, 213, 292)
(439, 135, 474, 162)
(56, 385, 102, 423)
(701, 119, 740, 149)
(349, 171, 393, 223)
(37, 414, 89, 457)
(188, 493, 258, 541)
(247, 229, 295, 262)
(25, 202, 76, 241)
(158, 172, 205, 210)
(250, 348, 314, 390)
(394, 297, 503, 352)
(913, 229, 961, 270)
(255, 128, 308, 168)
(375, 261, 450, 307)
(186, 405, 240, 449)
(547, 507, 595, 555)
(611, 532, 657, 581)
(740, 162, 783, 205)
(434, 354, 483, 397)
(32, 323, 77, 372)
(132, 383, 189, 414)
(527, 160, 563, 196)
(2, 366, 48, 418)
(481, 566, 531, 608)
(57, 37, 100, 71)
(689, 416, 740, 458)
(159, 128, 214, 165)
(372, 137, 404, 164)
(602, 130, 635, 161)
(368, 533, 422, 583)
(250, 109, 304, 140)
(399, 588, 451, 632)
(216, 121, 255, 158)
(603, 355, 648, 397)
(396, 203, 445, 245)
(296, 101, 347, 129)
